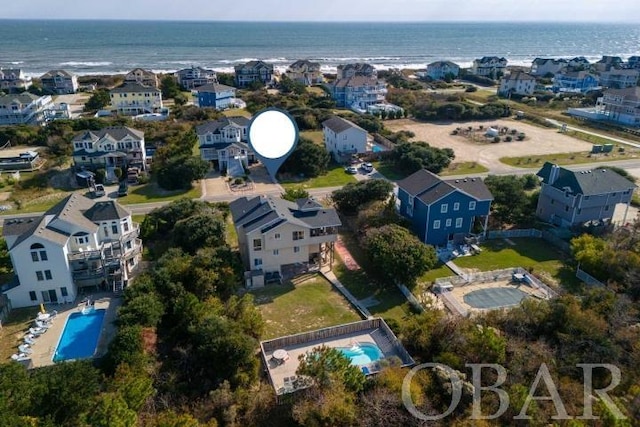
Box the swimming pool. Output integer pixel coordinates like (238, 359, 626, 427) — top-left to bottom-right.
(372, 145, 385, 153)
(338, 342, 384, 366)
(53, 308, 106, 362)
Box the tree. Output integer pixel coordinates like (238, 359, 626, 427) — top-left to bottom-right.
(173, 211, 226, 253)
(570, 234, 610, 280)
(156, 155, 209, 190)
(296, 346, 366, 393)
(484, 174, 537, 226)
(279, 138, 330, 178)
(0, 237, 13, 276)
(390, 141, 455, 175)
(332, 179, 394, 215)
(117, 292, 164, 327)
(84, 89, 110, 112)
(281, 186, 310, 201)
(85, 392, 137, 427)
(108, 364, 155, 412)
(161, 75, 181, 99)
(363, 224, 437, 286)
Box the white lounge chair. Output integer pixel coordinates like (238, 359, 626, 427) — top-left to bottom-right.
(28, 327, 46, 336)
(11, 353, 29, 361)
(24, 335, 36, 345)
(18, 344, 33, 354)
(34, 320, 52, 329)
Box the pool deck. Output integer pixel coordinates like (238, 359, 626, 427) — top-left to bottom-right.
(264, 329, 399, 395)
(18, 293, 120, 368)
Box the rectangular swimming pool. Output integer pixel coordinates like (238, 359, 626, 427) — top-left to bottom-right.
(53, 308, 106, 362)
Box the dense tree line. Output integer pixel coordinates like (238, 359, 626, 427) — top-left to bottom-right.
(389, 141, 455, 175)
(484, 174, 540, 227)
(279, 137, 330, 178)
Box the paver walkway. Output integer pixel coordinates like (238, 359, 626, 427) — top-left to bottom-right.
(335, 236, 361, 271)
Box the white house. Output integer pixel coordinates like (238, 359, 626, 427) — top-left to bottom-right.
(0, 68, 32, 92)
(72, 126, 146, 173)
(124, 68, 159, 88)
(530, 58, 567, 77)
(498, 71, 536, 96)
(0, 93, 54, 126)
(229, 196, 341, 288)
(470, 57, 508, 79)
(322, 116, 368, 160)
(40, 70, 79, 94)
(2, 194, 142, 308)
(595, 87, 640, 127)
(599, 69, 640, 89)
(425, 61, 460, 80)
(195, 116, 255, 174)
(286, 60, 324, 85)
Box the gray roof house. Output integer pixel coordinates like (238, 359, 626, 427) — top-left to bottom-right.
(40, 70, 78, 94)
(535, 162, 637, 227)
(229, 196, 341, 287)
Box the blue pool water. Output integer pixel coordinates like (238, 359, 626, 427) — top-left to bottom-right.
(372, 145, 384, 153)
(53, 309, 106, 362)
(339, 343, 384, 366)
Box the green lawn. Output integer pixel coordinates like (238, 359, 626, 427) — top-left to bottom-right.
(334, 231, 414, 325)
(300, 130, 324, 145)
(500, 151, 637, 168)
(279, 163, 357, 189)
(119, 181, 201, 205)
(419, 262, 456, 285)
(0, 306, 41, 362)
(131, 214, 147, 224)
(10, 192, 70, 214)
(222, 108, 252, 118)
(452, 237, 578, 289)
(251, 275, 361, 339)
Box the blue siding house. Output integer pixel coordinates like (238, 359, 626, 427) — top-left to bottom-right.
(194, 83, 237, 109)
(397, 169, 493, 247)
(552, 71, 600, 94)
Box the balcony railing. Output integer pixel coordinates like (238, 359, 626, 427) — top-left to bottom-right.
(310, 227, 338, 237)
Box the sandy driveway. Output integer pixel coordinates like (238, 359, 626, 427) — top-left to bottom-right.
(386, 119, 594, 174)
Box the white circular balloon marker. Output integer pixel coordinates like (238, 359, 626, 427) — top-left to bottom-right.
(248, 108, 299, 180)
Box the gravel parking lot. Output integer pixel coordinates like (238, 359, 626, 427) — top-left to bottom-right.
(386, 119, 594, 173)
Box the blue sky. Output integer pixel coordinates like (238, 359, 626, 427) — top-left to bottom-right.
(2, 0, 639, 22)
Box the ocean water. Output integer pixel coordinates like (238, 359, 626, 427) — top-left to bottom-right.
(0, 20, 639, 77)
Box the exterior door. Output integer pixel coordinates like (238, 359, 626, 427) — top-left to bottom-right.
(48, 289, 58, 303)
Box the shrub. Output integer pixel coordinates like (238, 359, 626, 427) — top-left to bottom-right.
(95, 168, 106, 184)
(505, 136, 513, 142)
(465, 85, 478, 92)
(493, 136, 501, 143)
(233, 177, 244, 185)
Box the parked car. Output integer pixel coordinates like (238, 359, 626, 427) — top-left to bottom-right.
(92, 184, 105, 197)
(360, 162, 374, 173)
(345, 166, 358, 174)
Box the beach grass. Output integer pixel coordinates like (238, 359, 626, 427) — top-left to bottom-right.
(279, 163, 356, 189)
(500, 151, 637, 168)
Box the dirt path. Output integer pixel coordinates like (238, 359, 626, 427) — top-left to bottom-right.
(386, 119, 595, 174)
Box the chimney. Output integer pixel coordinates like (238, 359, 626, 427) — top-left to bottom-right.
(549, 164, 560, 185)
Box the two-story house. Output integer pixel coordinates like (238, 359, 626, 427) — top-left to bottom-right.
(593, 56, 624, 73)
(72, 126, 146, 173)
(193, 83, 237, 109)
(326, 75, 387, 109)
(425, 61, 460, 80)
(0, 93, 54, 126)
(286, 60, 324, 85)
(2, 193, 142, 308)
(567, 57, 591, 71)
(498, 71, 536, 96)
(234, 60, 274, 88)
(124, 68, 159, 88)
(0, 68, 32, 92)
(470, 57, 508, 79)
(530, 58, 567, 77)
(536, 162, 636, 228)
(230, 196, 341, 288)
(109, 82, 163, 115)
(322, 116, 368, 161)
(595, 87, 640, 127)
(40, 70, 78, 94)
(196, 116, 254, 173)
(336, 63, 377, 79)
(627, 56, 640, 69)
(175, 66, 217, 90)
(397, 169, 493, 247)
(552, 71, 599, 94)
(598, 69, 640, 89)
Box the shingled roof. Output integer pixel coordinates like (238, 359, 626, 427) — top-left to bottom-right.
(196, 116, 250, 135)
(322, 116, 365, 134)
(71, 126, 144, 142)
(398, 169, 493, 205)
(537, 162, 637, 196)
(230, 196, 341, 234)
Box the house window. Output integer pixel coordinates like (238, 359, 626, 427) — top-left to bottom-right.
(441, 204, 448, 213)
(104, 227, 109, 236)
(405, 204, 413, 217)
(453, 202, 460, 211)
(126, 240, 132, 250)
(254, 258, 262, 267)
(36, 271, 44, 281)
(433, 220, 441, 229)
(112, 224, 118, 234)
(253, 239, 262, 251)
(605, 205, 609, 211)
(293, 231, 304, 241)
(273, 249, 279, 256)
(40, 251, 48, 261)
(41, 291, 50, 302)
(274, 233, 281, 240)
(60, 287, 68, 297)
(30, 243, 46, 262)
(446, 219, 452, 227)
(31, 252, 39, 262)
(29, 291, 37, 301)
(294, 246, 300, 253)
(45, 270, 52, 280)
(123, 221, 130, 232)
(455, 218, 463, 228)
